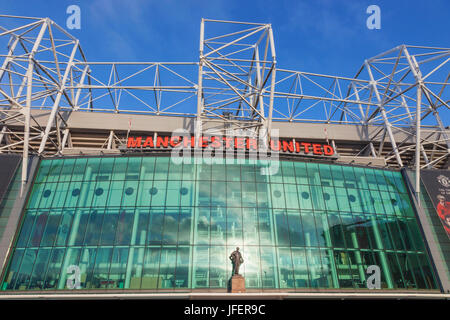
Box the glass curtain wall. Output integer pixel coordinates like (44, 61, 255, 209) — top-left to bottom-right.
(0, 156, 438, 291)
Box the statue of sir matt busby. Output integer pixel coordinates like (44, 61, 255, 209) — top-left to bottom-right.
(229, 247, 244, 276)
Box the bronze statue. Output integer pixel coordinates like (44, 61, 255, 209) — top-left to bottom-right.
(229, 247, 244, 276)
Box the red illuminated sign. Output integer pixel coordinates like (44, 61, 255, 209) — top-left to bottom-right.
(126, 136, 335, 157)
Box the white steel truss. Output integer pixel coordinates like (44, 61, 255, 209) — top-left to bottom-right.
(0, 15, 448, 196)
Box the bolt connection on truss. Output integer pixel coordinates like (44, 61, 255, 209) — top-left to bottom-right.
(0, 15, 449, 199)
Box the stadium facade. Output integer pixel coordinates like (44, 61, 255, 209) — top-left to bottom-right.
(0, 16, 449, 297)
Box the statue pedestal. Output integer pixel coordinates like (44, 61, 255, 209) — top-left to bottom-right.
(230, 275, 246, 293)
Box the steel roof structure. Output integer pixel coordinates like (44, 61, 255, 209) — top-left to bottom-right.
(0, 15, 449, 196)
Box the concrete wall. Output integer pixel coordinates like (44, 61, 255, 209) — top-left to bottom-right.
(5, 110, 447, 144)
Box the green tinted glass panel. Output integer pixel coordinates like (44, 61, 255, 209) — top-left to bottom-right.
(1, 157, 437, 292)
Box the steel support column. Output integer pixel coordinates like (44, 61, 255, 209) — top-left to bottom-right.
(365, 61, 404, 167)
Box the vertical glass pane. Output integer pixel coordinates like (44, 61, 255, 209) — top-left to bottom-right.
(154, 157, 169, 180)
(148, 208, 164, 245)
(178, 208, 193, 245)
(16, 212, 36, 248)
(14, 248, 38, 290)
(27, 184, 45, 209)
(270, 184, 285, 208)
(242, 246, 261, 289)
(91, 247, 113, 289)
(334, 249, 353, 288)
(301, 211, 319, 247)
(256, 183, 269, 208)
(354, 167, 369, 189)
(64, 181, 82, 208)
(306, 163, 321, 185)
(141, 157, 156, 180)
(112, 157, 127, 180)
(165, 181, 181, 207)
(374, 170, 388, 191)
(277, 248, 294, 289)
(71, 158, 87, 181)
(294, 162, 308, 185)
(168, 160, 183, 180)
(396, 253, 417, 289)
(195, 207, 210, 245)
(83, 209, 104, 246)
(180, 180, 195, 207)
(323, 186, 338, 211)
(310, 185, 325, 210)
(314, 212, 327, 247)
(85, 158, 102, 181)
(307, 248, 323, 288)
(2, 248, 25, 290)
(55, 210, 74, 247)
(141, 247, 161, 289)
(341, 213, 358, 249)
(407, 253, 427, 289)
(292, 248, 310, 288)
(193, 247, 209, 288)
(375, 217, 395, 250)
(46, 159, 63, 183)
(320, 249, 338, 288)
(108, 247, 129, 289)
(115, 209, 135, 246)
(386, 253, 405, 289)
(43, 248, 65, 290)
(151, 180, 167, 206)
(243, 207, 259, 245)
(182, 162, 195, 181)
(137, 180, 152, 207)
(40, 212, 61, 247)
(227, 207, 243, 247)
(38, 184, 57, 209)
(335, 187, 350, 212)
(318, 164, 333, 186)
(260, 247, 277, 289)
(121, 181, 139, 207)
(281, 161, 295, 184)
(417, 254, 438, 289)
(28, 248, 51, 290)
(258, 209, 273, 245)
(107, 181, 124, 207)
(175, 247, 190, 288)
(274, 209, 290, 247)
(162, 208, 179, 245)
(79, 247, 97, 289)
(28, 211, 49, 247)
(127, 247, 145, 289)
(297, 185, 312, 210)
(34, 160, 52, 184)
(227, 182, 242, 207)
(327, 213, 346, 248)
(242, 182, 257, 207)
(51, 182, 70, 208)
(99, 209, 118, 246)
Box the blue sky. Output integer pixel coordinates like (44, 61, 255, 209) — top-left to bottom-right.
(1, 0, 449, 78)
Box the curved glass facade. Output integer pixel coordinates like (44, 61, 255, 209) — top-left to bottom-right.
(0, 156, 438, 291)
